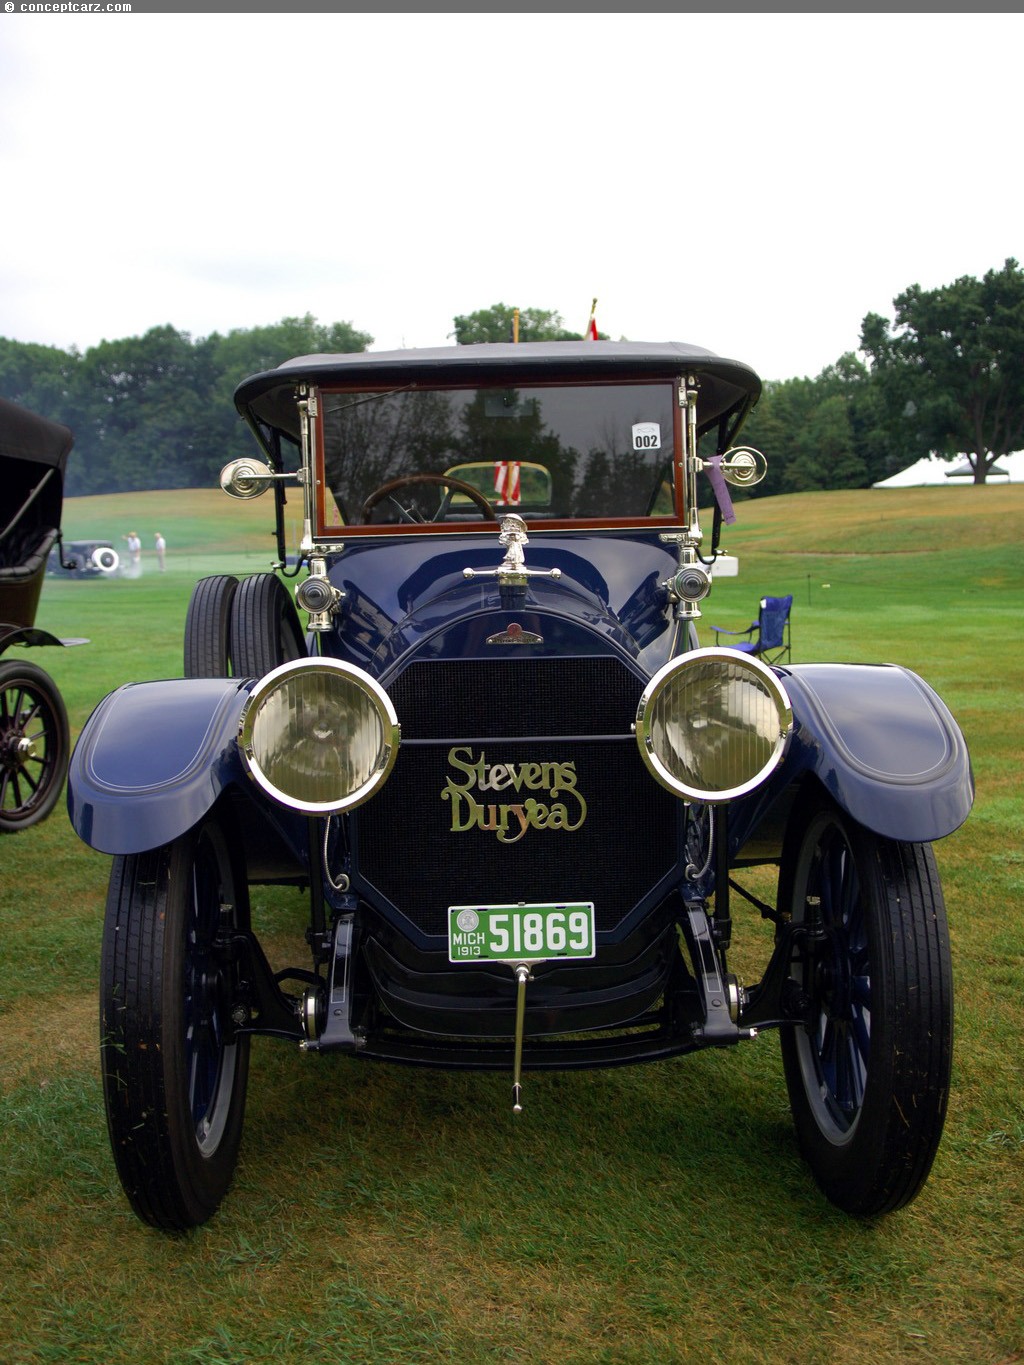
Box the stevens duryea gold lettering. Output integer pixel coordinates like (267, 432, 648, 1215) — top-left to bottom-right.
(441, 745, 587, 843)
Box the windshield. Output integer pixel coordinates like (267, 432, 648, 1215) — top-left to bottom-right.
(314, 381, 680, 532)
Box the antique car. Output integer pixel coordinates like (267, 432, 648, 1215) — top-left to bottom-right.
(47, 539, 120, 577)
(0, 396, 79, 832)
(67, 341, 974, 1230)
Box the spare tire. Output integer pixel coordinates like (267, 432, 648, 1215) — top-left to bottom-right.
(183, 575, 239, 678)
(92, 546, 120, 574)
(229, 573, 306, 679)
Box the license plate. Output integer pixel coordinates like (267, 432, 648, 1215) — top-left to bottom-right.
(448, 902, 596, 963)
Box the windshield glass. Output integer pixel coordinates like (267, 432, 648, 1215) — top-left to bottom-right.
(315, 381, 679, 531)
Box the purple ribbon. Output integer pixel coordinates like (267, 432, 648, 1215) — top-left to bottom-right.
(704, 454, 736, 525)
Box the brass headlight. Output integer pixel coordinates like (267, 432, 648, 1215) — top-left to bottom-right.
(238, 659, 400, 813)
(635, 648, 792, 803)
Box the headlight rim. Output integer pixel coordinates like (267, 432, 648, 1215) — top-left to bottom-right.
(238, 657, 400, 814)
(635, 647, 793, 804)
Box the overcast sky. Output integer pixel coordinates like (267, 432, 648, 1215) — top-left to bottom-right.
(1, 12, 1020, 382)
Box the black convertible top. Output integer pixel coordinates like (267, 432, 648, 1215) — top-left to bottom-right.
(0, 397, 73, 547)
(0, 396, 74, 474)
(234, 341, 762, 446)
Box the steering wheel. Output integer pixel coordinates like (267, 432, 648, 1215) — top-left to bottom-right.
(360, 473, 498, 524)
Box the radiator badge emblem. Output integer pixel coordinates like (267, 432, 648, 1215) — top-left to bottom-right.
(486, 621, 543, 646)
(441, 745, 587, 843)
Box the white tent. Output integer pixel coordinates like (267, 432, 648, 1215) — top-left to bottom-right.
(874, 451, 1024, 487)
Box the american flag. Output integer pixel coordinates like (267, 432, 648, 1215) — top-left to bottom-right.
(494, 461, 521, 505)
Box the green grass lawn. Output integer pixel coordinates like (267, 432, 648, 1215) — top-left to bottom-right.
(1, 485, 1022, 1363)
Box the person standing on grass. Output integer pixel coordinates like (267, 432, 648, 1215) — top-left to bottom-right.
(155, 531, 166, 572)
(124, 530, 142, 577)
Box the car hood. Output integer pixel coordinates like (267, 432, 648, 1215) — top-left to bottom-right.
(321, 531, 679, 678)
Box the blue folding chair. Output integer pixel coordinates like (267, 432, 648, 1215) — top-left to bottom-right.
(712, 594, 792, 663)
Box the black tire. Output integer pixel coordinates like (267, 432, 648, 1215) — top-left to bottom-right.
(183, 574, 239, 677)
(0, 660, 70, 832)
(100, 815, 251, 1230)
(229, 572, 306, 679)
(778, 789, 953, 1216)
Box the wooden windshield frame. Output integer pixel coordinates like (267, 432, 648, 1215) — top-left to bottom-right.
(311, 377, 685, 538)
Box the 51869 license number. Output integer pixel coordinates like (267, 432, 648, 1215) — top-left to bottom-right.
(448, 902, 595, 963)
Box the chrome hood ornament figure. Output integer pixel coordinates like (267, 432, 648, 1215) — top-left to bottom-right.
(463, 514, 561, 595)
(496, 513, 530, 580)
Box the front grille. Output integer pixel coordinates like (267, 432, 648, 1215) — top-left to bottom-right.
(353, 655, 681, 939)
(387, 657, 648, 739)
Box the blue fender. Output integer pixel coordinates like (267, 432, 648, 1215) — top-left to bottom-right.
(68, 678, 254, 854)
(776, 662, 974, 843)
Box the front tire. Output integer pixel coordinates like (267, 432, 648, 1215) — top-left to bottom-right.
(100, 815, 251, 1230)
(779, 791, 953, 1216)
(0, 660, 70, 832)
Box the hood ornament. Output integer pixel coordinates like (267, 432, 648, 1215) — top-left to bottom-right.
(497, 513, 529, 577)
(462, 514, 562, 593)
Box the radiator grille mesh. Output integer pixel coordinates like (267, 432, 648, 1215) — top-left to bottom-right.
(387, 657, 648, 739)
(354, 656, 680, 938)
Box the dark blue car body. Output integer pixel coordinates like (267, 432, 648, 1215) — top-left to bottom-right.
(67, 342, 973, 1229)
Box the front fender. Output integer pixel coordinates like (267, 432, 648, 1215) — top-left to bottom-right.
(1, 623, 84, 653)
(778, 662, 973, 843)
(68, 678, 254, 853)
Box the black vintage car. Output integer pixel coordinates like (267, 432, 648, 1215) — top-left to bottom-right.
(67, 342, 973, 1230)
(0, 396, 78, 832)
(47, 539, 120, 577)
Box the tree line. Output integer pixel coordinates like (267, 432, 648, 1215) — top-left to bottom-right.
(744, 258, 1024, 493)
(2, 262, 1021, 496)
(0, 316, 371, 496)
